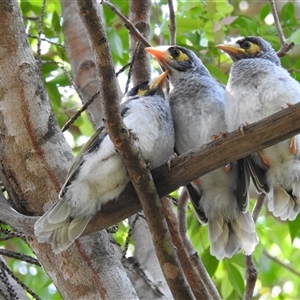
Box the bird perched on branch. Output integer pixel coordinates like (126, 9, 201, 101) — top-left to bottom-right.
(34, 71, 175, 254)
(217, 36, 300, 221)
(145, 45, 258, 260)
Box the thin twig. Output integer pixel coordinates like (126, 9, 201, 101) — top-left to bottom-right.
(27, 34, 65, 48)
(252, 193, 266, 223)
(121, 213, 140, 264)
(268, 0, 294, 57)
(0, 249, 40, 266)
(0, 260, 41, 300)
(263, 249, 300, 277)
(101, 0, 151, 48)
(125, 42, 140, 94)
(116, 62, 131, 77)
(177, 189, 221, 300)
(61, 90, 100, 132)
(167, 0, 176, 45)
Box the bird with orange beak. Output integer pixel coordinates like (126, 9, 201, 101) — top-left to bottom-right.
(217, 36, 300, 221)
(34, 71, 175, 253)
(145, 45, 258, 260)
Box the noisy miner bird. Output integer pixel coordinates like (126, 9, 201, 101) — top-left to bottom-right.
(145, 45, 258, 260)
(217, 36, 300, 221)
(34, 71, 175, 254)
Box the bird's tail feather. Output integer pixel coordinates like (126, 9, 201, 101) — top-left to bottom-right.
(209, 211, 258, 260)
(34, 199, 91, 254)
(268, 186, 300, 221)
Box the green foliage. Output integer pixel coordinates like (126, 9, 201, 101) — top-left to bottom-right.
(2, 0, 298, 299)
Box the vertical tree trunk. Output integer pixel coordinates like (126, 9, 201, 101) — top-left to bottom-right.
(128, 0, 173, 298)
(0, 1, 138, 298)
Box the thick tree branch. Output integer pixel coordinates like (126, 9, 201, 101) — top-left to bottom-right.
(244, 193, 266, 300)
(1, 103, 300, 237)
(177, 189, 221, 300)
(77, 1, 194, 299)
(161, 197, 209, 300)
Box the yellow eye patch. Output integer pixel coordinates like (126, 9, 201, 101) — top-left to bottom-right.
(245, 42, 261, 54)
(175, 52, 189, 61)
(137, 87, 149, 96)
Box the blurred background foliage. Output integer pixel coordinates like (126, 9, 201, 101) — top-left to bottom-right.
(1, 0, 300, 299)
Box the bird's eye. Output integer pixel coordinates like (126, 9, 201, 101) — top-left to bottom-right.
(139, 84, 148, 91)
(241, 41, 251, 49)
(170, 48, 181, 58)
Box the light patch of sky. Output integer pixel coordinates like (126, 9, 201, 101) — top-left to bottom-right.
(265, 13, 274, 25)
(239, 1, 249, 11)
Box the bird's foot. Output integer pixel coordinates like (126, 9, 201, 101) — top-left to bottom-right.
(211, 132, 228, 140)
(238, 122, 249, 137)
(290, 136, 297, 155)
(192, 178, 201, 187)
(258, 150, 271, 167)
(223, 163, 231, 173)
(129, 129, 139, 141)
(165, 153, 178, 170)
(280, 104, 296, 154)
(280, 102, 293, 110)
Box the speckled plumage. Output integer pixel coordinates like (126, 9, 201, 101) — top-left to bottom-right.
(219, 36, 300, 221)
(146, 45, 258, 260)
(34, 74, 175, 253)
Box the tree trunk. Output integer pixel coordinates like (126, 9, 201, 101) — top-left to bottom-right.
(0, 1, 138, 299)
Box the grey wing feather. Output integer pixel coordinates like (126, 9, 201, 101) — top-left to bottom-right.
(235, 159, 250, 212)
(245, 155, 270, 194)
(59, 125, 106, 198)
(186, 183, 208, 224)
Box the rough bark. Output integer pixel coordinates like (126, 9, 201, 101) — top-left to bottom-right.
(128, 0, 172, 298)
(1, 102, 300, 238)
(77, 1, 194, 299)
(129, 0, 151, 85)
(61, 0, 122, 127)
(0, 1, 138, 299)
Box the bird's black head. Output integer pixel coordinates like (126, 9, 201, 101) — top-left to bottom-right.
(217, 36, 280, 65)
(125, 70, 169, 98)
(126, 81, 150, 97)
(145, 45, 209, 75)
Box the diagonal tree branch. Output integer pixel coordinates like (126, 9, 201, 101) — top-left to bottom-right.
(268, 0, 294, 57)
(77, 1, 194, 299)
(101, 0, 151, 48)
(1, 102, 300, 238)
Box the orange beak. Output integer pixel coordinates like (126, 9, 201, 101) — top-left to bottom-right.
(145, 46, 172, 62)
(149, 70, 169, 90)
(216, 44, 245, 55)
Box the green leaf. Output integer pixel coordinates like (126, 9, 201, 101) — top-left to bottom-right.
(259, 4, 271, 21)
(205, 64, 228, 85)
(215, 1, 234, 15)
(288, 29, 300, 44)
(221, 272, 234, 299)
(288, 214, 300, 242)
(201, 247, 219, 277)
(280, 2, 295, 23)
(226, 262, 244, 298)
(51, 11, 61, 34)
(176, 17, 202, 33)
